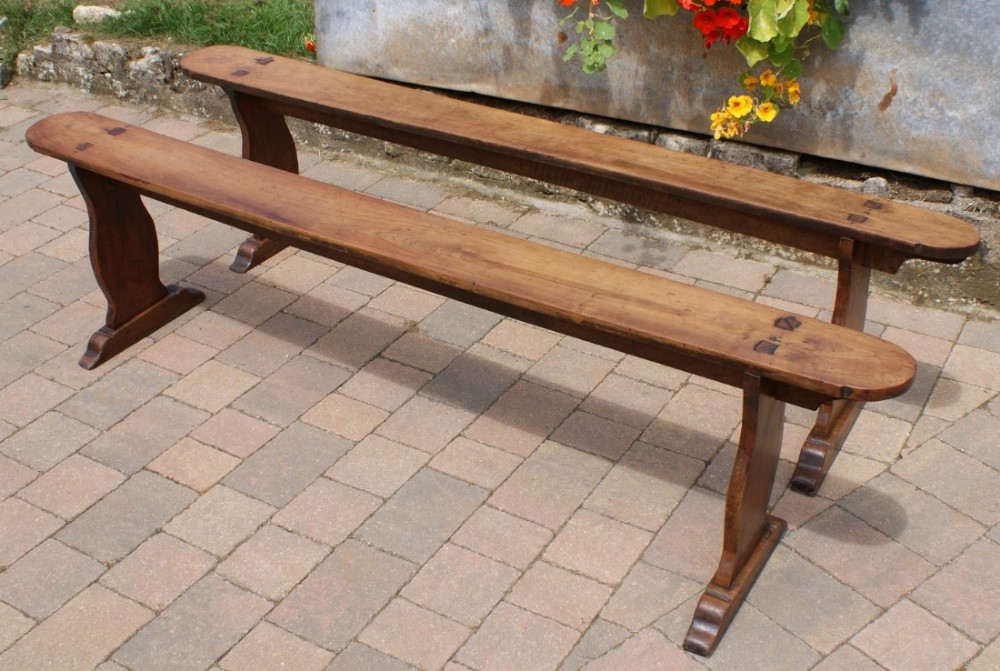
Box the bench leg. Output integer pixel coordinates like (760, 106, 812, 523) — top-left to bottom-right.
(792, 238, 871, 494)
(684, 373, 787, 656)
(71, 167, 205, 369)
(228, 91, 295, 273)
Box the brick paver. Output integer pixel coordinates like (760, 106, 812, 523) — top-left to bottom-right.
(98, 532, 215, 611)
(0, 78, 996, 671)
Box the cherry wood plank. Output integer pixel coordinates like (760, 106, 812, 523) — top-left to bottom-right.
(181, 46, 980, 267)
(26, 112, 915, 407)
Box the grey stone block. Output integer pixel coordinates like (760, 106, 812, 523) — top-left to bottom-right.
(707, 140, 800, 176)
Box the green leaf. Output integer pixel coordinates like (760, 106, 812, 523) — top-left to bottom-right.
(736, 35, 770, 67)
(747, 0, 779, 43)
(821, 15, 844, 49)
(606, 0, 629, 20)
(782, 59, 803, 79)
(593, 20, 616, 41)
(643, 0, 679, 18)
(768, 41, 794, 66)
(776, 0, 810, 39)
(834, 0, 850, 15)
(774, 0, 796, 19)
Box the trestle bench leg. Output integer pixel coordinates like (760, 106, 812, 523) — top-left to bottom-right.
(792, 238, 872, 494)
(228, 91, 295, 273)
(71, 167, 205, 370)
(684, 373, 788, 655)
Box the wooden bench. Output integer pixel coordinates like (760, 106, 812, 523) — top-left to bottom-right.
(27, 111, 915, 656)
(179, 45, 980, 495)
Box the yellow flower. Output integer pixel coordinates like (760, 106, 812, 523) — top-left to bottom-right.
(714, 122, 738, 140)
(726, 95, 753, 119)
(741, 74, 759, 92)
(710, 110, 731, 139)
(755, 102, 778, 122)
(759, 70, 777, 88)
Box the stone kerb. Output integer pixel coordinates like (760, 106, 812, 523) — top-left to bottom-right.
(15, 27, 230, 118)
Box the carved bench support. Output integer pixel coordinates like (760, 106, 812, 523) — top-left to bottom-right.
(228, 90, 296, 272)
(71, 167, 205, 369)
(792, 238, 872, 494)
(684, 373, 788, 656)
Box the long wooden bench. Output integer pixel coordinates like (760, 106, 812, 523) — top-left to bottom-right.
(179, 45, 980, 495)
(27, 111, 914, 656)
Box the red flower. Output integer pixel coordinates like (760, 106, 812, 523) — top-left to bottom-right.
(690, 5, 747, 47)
(715, 7, 741, 29)
(692, 10, 718, 36)
(680, 0, 743, 8)
(722, 16, 748, 41)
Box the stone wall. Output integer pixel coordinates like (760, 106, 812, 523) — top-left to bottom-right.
(316, 1, 1000, 192)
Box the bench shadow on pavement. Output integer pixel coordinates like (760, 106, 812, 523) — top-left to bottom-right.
(139, 257, 913, 548)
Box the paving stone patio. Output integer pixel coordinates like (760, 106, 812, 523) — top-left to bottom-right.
(0, 79, 998, 670)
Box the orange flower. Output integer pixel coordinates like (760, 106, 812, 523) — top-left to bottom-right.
(787, 80, 801, 104)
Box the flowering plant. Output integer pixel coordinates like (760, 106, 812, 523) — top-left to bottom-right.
(558, 0, 850, 138)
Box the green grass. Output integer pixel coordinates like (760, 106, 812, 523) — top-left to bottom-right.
(1, 0, 314, 68)
(99, 0, 313, 56)
(0, 0, 76, 64)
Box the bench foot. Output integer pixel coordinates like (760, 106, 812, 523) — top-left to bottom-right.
(230, 235, 288, 273)
(80, 285, 205, 370)
(791, 398, 865, 494)
(683, 515, 786, 656)
(684, 373, 787, 656)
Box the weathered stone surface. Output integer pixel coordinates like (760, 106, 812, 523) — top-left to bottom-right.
(15, 30, 231, 117)
(316, 1, 1000, 191)
(72, 6, 122, 25)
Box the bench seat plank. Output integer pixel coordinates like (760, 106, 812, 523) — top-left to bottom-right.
(181, 45, 980, 266)
(26, 112, 914, 408)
